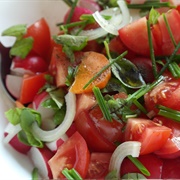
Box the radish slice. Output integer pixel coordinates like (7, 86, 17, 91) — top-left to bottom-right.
(109, 141, 141, 179)
(28, 146, 54, 179)
(3, 123, 21, 144)
(78, 0, 101, 12)
(5, 74, 23, 99)
(31, 92, 76, 142)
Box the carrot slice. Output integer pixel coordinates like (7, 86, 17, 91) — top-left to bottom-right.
(70, 51, 111, 94)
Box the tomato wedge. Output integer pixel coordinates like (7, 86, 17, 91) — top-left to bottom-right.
(124, 118, 171, 155)
(48, 131, 90, 179)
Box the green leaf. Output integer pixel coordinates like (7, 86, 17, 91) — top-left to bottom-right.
(65, 66, 76, 86)
(54, 34, 88, 51)
(111, 58, 146, 89)
(149, 8, 160, 25)
(5, 108, 22, 125)
(49, 88, 65, 109)
(42, 98, 58, 109)
(121, 173, 147, 179)
(10, 37, 34, 58)
(1, 24, 27, 40)
(53, 105, 66, 126)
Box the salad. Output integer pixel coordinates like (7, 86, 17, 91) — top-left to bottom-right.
(1, 0, 180, 179)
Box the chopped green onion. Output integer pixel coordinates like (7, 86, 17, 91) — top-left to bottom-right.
(128, 155, 150, 177)
(93, 87, 112, 121)
(168, 61, 180, 78)
(83, 51, 128, 89)
(157, 105, 180, 122)
(157, 42, 180, 78)
(147, 19, 158, 78)
(32, 168, 39, 180)
(62, 168, 82, 180)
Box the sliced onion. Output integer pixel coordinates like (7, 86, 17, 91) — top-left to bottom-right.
(92, 0, 131, 35)
(109, 141, 141, 179)
(31, 92, 76, 142)
(4, 123, 22, 144)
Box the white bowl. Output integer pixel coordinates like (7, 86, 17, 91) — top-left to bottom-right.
(0, 1, 68, 179)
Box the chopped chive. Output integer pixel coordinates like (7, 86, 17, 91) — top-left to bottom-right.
(147, 20, 158, 78)
(127, 2, 174, 10)
(32, 168, 39, 180)
(163, 13, 177, 47)
(157, 105, 180, 122)
(62, 168, 82, 180)
(83, 51, 127, 90)
(168, 61, 180, 78)
(128, 155, 150, 177)
(93, 86, 112, 121)
(157, 42, 180, 78)
(133, 99, 148, 114)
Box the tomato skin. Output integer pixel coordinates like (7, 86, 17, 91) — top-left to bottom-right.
(121, 154, 163, 179)
(124, 118, 171, 155)
(144, 78, 180, 114)
(25, 18, 51, 60)
(48, 131, 90, 179)
(162, 157, 180, 179)
(89, 105, 124, 143)
(86, 153, 112, 179)
(13, 55, 48, 73)
(19, 72, 47, 104)
(153, 116, 180, 159)
(75, 110, 117, 152)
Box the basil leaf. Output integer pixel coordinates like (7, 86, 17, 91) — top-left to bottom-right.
(53, 105, 66, 126)
(111, 58, 146, 88)
(1, 24, 27, 40)
(55, 34, 88, 51)
(149, 7, 160, 25)
(5, 108, 22, 125)
(65, 66, 76, 86)
(10, 37, 34, 58)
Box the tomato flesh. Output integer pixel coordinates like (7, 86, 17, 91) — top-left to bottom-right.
(48, 131, 90, 179)
(124, 118, 171, 155)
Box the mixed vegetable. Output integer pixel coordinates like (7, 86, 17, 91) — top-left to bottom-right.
(2, 0, 180, 179)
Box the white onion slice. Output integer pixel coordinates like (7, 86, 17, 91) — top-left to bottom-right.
(109, 141, 141, 179)
(92, 0, 131, 35)
(31, 92, 76, 142)
(4, 123, 22, 144)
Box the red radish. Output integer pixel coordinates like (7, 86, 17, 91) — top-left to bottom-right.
(5, 74, 23, 99)
(78, 0, 101, 12)
(28, 146, 54, 179)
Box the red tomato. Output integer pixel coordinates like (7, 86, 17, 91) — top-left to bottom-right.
(48, 131, 90, 179)
(19, 72, 47, 104)
(75, 110, 117, 152)
(119, 9, 180, 56)
(86, 153, 112, 179)
(162, 157, 180, 179)
(124, 118, 171, 155)
(144, 78, 180, 114)
(89, 105, 124, 143)
(25, 18, 51, 60)
(121, 154, 163, 179)
(12, 55, 48, 73)
(153, 116, 180, 159)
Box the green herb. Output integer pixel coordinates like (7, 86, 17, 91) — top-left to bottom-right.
(127, 0, 174, 10)
(1, 24, 27, 40)
(5, 108, 43, 147)
(1, 24, 33, 58)
(62, 168, 82, 180)
(128, 155, 150, 176)
(10, 37, 33, 58)
(168, 61, 180, 78)
(83, 51, 128, 90)
(54, 34, 88, 62)
(121, 173, 147, 179)
(105, 170, 118, 180)
(32, 168, 39, 180)
(93, 86, 112, 121)
(149, 8, 160, 25)
(157, 105, 180, 122)
(65, 66, 76, 86)
(53, 105, 66, 126)
(147, 19, 158, 78)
